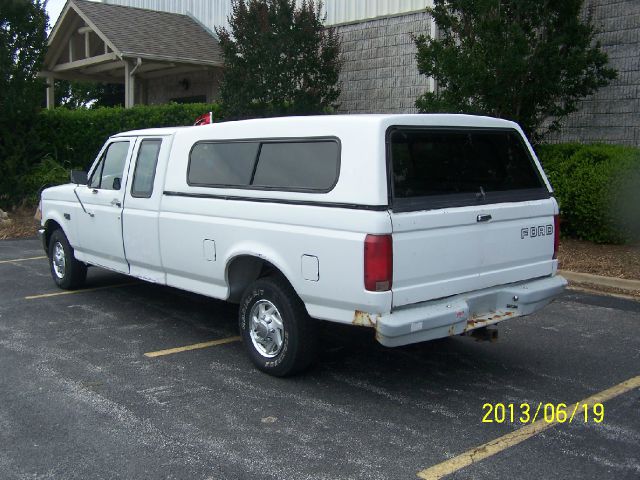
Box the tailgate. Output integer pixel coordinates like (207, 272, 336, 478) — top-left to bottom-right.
(391, 200, 556, 307)
(387, 125, 557, 308)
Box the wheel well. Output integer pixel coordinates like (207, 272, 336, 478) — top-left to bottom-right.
(44, 220, 62, 250)
(226, 255, 288, 303)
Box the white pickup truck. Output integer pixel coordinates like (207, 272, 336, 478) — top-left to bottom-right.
(39, 114, 566, 375)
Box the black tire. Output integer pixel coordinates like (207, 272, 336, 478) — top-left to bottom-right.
(239, 275, 318, 376)
(48, 229, 87, 290)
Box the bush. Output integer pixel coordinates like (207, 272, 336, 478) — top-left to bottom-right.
(537, 143, 640, 244)
(1, 103, 222, 206)
(33, 103, 223, 171)
(19, 155, 72, 204)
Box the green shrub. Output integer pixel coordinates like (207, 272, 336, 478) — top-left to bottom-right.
(1, 103, 222, 206)
(537, 143, 640, 244)
(33, 103, 223, 171)
(20, 155, 72, 204)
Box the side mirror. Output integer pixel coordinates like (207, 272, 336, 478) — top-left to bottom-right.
(112, 177, 121, 190)
(70, 170, 88, 185)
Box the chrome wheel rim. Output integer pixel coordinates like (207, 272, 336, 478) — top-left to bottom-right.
(52, 241, 66, 279)
(249, 299, 284, 358)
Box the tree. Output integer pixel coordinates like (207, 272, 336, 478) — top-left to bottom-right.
(216, 0, 341, 118)
(413, 0, 617, 142)
(55, 81, 125, 109)
(0, 0, 47, 120)
(0, 0, 48, 203)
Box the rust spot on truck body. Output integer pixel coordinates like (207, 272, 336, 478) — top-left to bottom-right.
(353, 310, 379, 327)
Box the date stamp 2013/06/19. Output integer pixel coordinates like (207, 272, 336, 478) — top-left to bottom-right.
(482, 402, 604, 424)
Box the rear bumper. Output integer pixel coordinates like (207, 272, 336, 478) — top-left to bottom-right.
(376, 275, 567, 347)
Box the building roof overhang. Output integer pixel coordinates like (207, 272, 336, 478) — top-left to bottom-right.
(41, 0, 223, 84)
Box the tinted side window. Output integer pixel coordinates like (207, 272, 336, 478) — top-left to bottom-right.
(89, 141, 130, 190)
(131, 139, 162, 198)
(252, 141, 339, 190)
(188, 142, 259, 186)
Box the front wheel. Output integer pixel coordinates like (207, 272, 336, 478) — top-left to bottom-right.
(48, 229, 87, 290)
(239, 276, 318, 376)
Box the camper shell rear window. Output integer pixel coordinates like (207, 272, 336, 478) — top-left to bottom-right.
(387, 127, 550, 212)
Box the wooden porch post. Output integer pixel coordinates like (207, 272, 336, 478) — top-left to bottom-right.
(46, 76, 55, 110)
(124, 59, 140, 108)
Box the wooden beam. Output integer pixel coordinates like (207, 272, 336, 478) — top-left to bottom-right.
(68, 37, 74, 63)
(46, 76, 55, 110)
(136, 62, 176, 74)
(125, 60, 136, 108)
(78, 26, 93, 34)
(140, 65, 208, 80)
(52, 52, 118, 72)
(84, 32, 90, 58)
(83, 60, 125, 74)
(46, 16, 81, 69)
(41, 70, 125, 84)
(122, 52, 223, 68)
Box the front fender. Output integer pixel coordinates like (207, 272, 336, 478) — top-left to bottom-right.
(43, 209, 76, 248)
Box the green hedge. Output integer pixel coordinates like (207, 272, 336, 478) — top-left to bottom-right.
(537, 143, 640, 244)
(2, 103, 222, 204)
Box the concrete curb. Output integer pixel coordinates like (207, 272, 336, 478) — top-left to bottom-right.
(558, 270, 640, 293)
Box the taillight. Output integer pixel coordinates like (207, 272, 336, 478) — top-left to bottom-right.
(553, 215, 560, 260)
(364, 234, 392, 292)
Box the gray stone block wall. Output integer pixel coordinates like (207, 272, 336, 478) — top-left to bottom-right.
(547, 0, 639, 145)
(336, 3, 639, 146)
(335, 12, 432, 114)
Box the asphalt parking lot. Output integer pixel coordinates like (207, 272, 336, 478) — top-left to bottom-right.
(1, 237, 639, 480)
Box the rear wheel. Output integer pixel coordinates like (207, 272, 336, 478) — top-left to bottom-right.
(48, 229, 87, 290)
(239, 275, 317, 376)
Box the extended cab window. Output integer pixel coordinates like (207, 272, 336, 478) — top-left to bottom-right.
(131, 139, 162, 198)
(89, 141, 130, 190)
(188, 142, 259, 186)
(389, 128, 549, 211)
(253, 141, 339, 190)
(187, 139, 340, 192)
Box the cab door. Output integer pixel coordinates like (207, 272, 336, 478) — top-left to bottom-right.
(122, 136, 169, 283)
(74, 139, 134, 273)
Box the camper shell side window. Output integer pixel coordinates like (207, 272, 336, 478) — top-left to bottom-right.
(187, 137, 341, 193)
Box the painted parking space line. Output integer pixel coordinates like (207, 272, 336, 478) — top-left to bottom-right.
(24, 282, 140, 300)
(416, 375, 640, 480)
(0, 255, 47, 265)
(144, 336, 242, 358)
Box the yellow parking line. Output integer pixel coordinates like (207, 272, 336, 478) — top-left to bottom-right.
(0, 255, 47, 265)
(25, 282, 140, 300)
(417, 375, 640, 480)
(144, 336, 241, 358)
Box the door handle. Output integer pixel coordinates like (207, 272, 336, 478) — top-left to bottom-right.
(111, 199, 122, 208)
(477, 214, 492, 222)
